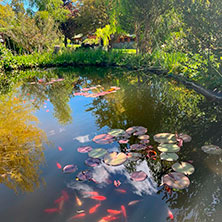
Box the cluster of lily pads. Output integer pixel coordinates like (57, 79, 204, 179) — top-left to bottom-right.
(73, 86, 121, 98)
(74, 127, 150, 182)
(59, 129, 222, 186)
(61, 127, 152, 182)
(153, 133, 194, 190)
(62, 127, 199, 190)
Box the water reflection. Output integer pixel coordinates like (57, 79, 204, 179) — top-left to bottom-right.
(2, 67, 222, 221)
(0, 90, 47, 193)
(21, 76, 78, 125)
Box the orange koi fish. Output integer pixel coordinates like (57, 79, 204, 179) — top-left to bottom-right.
(83, 191, 99, 196)
(89, 203, 101, 214)
(128, 200, 140, 206)
(113, 180, 121, 187)
(106, 88, 116, 92)
(44, 208, 59, 213)
(70, 213, 86, 220)
(62, 190, 69, 201)
(54, 196, 64, 204)
(168, 209, 174, 220)
(75, 195, 82, 206)
(107, 209, 122, 215)
(115, 189, 126, 193)
(56, 162, 62, 169)
(58, 199, 64, 211)
(90, 195, 106, 201)
(99, 215, 118, 222)
(121, 205, 127, 221)
(58, 146, 63, 151)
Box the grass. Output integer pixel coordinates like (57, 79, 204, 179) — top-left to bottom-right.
(2, 45, 221, 89)
(2, 48, 151, 71)
(112, 49, 137, 54)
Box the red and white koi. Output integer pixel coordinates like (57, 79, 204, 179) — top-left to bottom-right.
(168, 209, 174, 220)
(115, 189, 126, 193)
(113, 180, 121, 187)
(128, 200, 141, 206)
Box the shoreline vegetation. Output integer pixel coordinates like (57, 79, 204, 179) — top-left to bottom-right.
(1, 47, 222, 101)
(1, 1, 221, 100)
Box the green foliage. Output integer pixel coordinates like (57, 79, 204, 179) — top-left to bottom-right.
(0, 44, 16, 70)
(28, 0, 69, 22)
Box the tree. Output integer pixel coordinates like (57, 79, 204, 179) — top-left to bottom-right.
(117, 0, 173, 53)
(60, 0, 111, 45)
(0, 1, 15, 30)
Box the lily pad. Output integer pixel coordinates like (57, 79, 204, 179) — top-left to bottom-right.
(119, 139, 129, 144)
(77, 146, 92, 153)
(172, 162, 195, 175)
(178, 134, 192, 142)
(133, 127, 148, 136)
(76, 170, 93, 181)
(126, 126, 137, 135)
(104, 152, 127, 166)
(140, 139, 150, 144)
(130, 144, 147, 150)
(127, 152, 141, 161)
(201, 145, 222, 155)
(92, 134, 114, 144)
(88, 148, 108, 159)
(162, 172, 190, 189)
(130, 171, 147, 182)
(108, 129, 125, 137)
(138, 135, 150, 140)
(85, 158, 101, 167)
(154, 133, 177, 144)
(63, 164, 78, 174)
(158, 144, 180, 153)
(160, 152, 179, 161)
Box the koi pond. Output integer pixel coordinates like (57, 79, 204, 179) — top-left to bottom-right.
(1, 67, 222, 222)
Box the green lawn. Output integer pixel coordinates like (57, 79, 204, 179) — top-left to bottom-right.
(112, 48, 136, 54)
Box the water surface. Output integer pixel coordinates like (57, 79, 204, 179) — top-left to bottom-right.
(1, 67, 222, 222)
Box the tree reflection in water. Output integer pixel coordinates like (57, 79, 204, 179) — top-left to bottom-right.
(0, 90, 47, 193)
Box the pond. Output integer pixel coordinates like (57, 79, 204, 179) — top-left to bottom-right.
(1, 66, 222, 222)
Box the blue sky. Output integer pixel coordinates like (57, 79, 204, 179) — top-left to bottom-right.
(1, 0, 35, 11)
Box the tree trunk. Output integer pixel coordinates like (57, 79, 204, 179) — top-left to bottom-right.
(64, 36, 68, 47)
(135, 22, 140, 54)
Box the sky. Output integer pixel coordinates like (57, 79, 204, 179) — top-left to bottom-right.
(1, 0, 35, 11)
